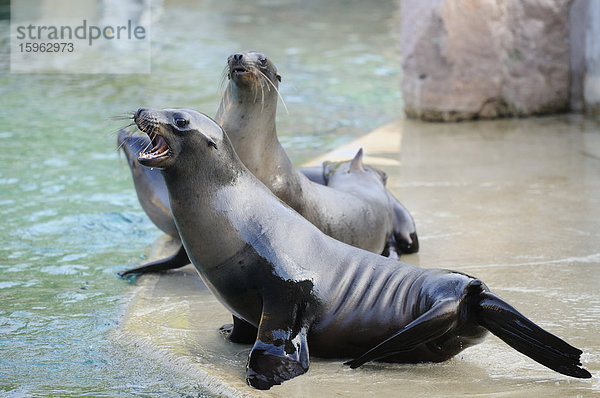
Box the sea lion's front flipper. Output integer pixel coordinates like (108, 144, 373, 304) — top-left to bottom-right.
(219, 315, 258, 344)
(117, 244, 190, 277)
(345, 299, 458, 368)
(246, 302, 310, 390)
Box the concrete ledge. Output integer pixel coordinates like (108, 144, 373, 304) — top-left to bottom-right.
(306, 119, 403, 167)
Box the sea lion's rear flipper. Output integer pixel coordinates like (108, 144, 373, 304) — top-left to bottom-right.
(387, 191, 419, 254)
(246, 301, 310, 390)
(219, 315, 258, 344)
(477, 292, 592, 378)
(345, 299, 458, 368)
(117, 244, 190, 277)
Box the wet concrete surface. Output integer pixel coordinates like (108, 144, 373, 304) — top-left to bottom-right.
(117, 116, 600, 397)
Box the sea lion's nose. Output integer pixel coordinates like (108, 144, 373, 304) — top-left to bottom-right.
(233, 53, 244, 62)
(135, 108, 146, 119)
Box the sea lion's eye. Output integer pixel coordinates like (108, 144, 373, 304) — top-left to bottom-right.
(175, 118, 188, 128)
(259, 57, 267, 66)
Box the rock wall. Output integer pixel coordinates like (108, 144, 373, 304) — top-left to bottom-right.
(570, 0, 600, 114)
(401, 0, 572, 121)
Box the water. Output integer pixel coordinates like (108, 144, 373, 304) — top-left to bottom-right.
(0, 0, 402, 396)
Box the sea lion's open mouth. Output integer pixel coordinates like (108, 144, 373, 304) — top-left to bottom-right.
(139, 132, 169, 161)
(136, 119, 172, 167)
(231, 66, 248, 76)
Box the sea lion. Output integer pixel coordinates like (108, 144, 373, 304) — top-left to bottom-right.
(215, 51, 417, 254)
(302, 161, 418, 255)
(131, 107, 591, 389)
(320, 148, 395, 252)
(304, 161, 418, 256)
(117, 130, 190, 277)
(118, 129, 177, 237)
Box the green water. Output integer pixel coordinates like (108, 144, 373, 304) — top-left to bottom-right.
(0, 0, 402, 396)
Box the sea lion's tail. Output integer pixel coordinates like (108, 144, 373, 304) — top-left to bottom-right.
(476, 291, 591, 379)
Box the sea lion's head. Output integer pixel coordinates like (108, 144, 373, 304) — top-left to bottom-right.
(134, 108, 227, 171)
(227, 51, 281, 89)
(323, 148, 388, 186)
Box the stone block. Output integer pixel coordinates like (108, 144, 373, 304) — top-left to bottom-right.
(401, 0, 571, 121)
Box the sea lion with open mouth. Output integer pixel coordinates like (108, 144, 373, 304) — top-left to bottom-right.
(129, 107, 591, 390)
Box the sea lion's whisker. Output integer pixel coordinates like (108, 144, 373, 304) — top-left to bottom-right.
(137, 120, 148, 134)
(136, 119, 156, 154)
(114, 124, 149, 153)
(252, 81, 259, 104)
(218, 88, 231, 115)
(248, 63, 268, 112)
(142, 130, 156, 152)
(245, 65, 260, 104)
(132, 133, 149, 147)
(107, 126, 127, 138)
(107, 122, 137, 141)
(218, 65, 230, 96)
(114, 125, 138, 151)
(141, 138, 153, 154)
(110, 114, 135, 121)
(139, 118, 156, 135)
(257, 69, 288, 114)
(257, 72, 266, 112)
(116, 139, 127, 152)
(116, 136, 137, 152)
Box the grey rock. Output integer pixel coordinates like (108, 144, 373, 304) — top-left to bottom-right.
(401, 0, 571, 121)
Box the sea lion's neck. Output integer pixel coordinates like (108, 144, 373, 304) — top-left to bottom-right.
(215, 82, 292, 175)
(160, 155, 247, 267)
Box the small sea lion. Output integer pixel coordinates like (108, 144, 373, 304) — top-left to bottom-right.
(320, 148, 395, 252)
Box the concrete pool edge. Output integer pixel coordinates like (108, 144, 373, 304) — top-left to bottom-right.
(114, 233, 260, 397)
(116, 269, 252, 397)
